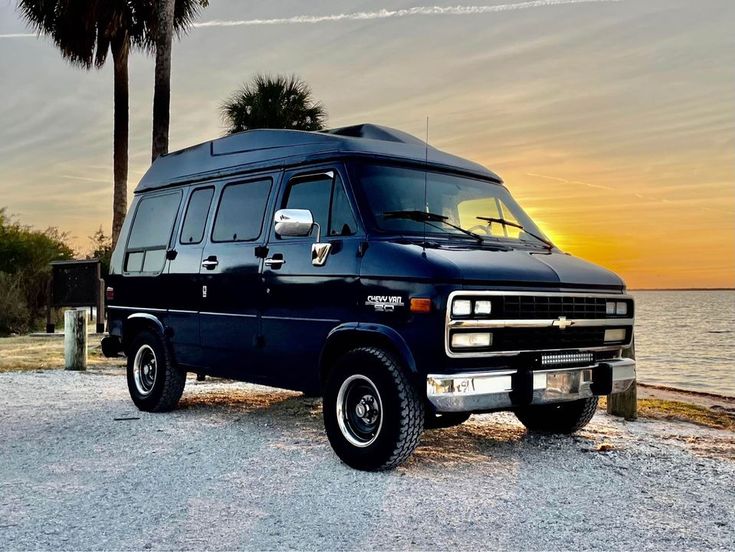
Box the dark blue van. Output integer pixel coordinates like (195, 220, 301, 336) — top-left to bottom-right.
(103, 124, 635, 471)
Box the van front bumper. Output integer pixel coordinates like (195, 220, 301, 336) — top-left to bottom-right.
(426, 358, 635, 413)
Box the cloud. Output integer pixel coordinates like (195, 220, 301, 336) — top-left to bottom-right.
(0, 33, 35, 39)
(193, 0, 622, 28)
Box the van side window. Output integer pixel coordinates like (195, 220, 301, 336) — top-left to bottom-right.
(125, 191, 181, 274)
(283, 176, 331, 237)
(212, 179, 271, 242)
(180, 187, 214, 244)
(282, 173, 357, 238)
(329, 180, 357, 236)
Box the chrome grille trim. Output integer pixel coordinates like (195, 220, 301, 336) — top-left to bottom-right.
(445, 290, 634, 358)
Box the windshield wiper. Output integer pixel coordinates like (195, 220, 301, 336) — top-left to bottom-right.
(476, 216, 554, 250)
(384, 210, 483, 243)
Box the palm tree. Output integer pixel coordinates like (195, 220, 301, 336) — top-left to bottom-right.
(18, 0, 143, 246)
(150, 0, 208, 162)
(18, 0, 206, 246)
(221, 74, 327, 134)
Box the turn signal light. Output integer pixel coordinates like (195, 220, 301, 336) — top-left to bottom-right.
(410, 297, 432, 313)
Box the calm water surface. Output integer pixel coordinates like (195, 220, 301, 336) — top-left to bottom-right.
(632, 290, 735, 397)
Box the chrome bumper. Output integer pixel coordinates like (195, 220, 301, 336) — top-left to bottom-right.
(426, 358, 636, 413)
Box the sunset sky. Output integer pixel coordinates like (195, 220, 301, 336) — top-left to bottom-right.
(0, 0, 733, 289)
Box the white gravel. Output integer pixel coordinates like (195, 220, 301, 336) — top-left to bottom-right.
(1, 369, 734, 551)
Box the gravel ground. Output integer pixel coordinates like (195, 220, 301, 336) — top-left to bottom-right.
(1, 369, 734, 551)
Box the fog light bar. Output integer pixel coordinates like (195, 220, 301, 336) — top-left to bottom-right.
(451, 332, 492, 348)
(475, 300, 492, 315)
(604, 328, 627, 343)
(452, 299, 472, 316)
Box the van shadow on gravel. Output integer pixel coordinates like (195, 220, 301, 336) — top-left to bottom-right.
(176, 386, 601, 467)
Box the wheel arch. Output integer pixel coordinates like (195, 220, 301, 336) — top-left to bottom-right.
(122, 313, 166, 353)
(319, 323, 418, 388)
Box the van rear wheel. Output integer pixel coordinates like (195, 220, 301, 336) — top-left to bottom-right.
(323, 347, 424, 471)
(514, 397, 598, 434)
(126, 330, 186, 412)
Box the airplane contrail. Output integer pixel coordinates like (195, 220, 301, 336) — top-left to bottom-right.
(0, 1, 621, 39)
(193, 0, 622, 29)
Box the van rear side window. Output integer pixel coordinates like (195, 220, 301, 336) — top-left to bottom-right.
(125, 191, 181, 274)
(180, 187, 214, 244)
(212, 179, 271, 242)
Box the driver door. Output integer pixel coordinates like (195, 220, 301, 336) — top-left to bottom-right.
(259, 166, 363, 391)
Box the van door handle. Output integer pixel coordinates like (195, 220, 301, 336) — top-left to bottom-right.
(264, 256, 285, 268)
(201, 256, 219, 270)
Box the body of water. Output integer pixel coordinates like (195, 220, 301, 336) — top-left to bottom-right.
(632, 290, 735, 397)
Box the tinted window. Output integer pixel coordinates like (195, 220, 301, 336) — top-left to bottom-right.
(329, 181, 357, 236)
(128, 192, 181, 250)
(283, 176, 331, 237)
(282, 173, 358, 239)
(353, 164, 550, 247)
(180, 187, 214, 244)
(212, 179, 271, 242)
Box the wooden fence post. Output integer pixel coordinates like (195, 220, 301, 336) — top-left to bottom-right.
(607, 339, 637, 420)
(96, 278, 105, 334)
(64, 309, 87, 371)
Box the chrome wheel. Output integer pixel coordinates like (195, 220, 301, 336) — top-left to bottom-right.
(336, 374, 383, 447)
(133, 344, 157, 397)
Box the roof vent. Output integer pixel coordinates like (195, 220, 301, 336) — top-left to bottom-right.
(324, 124, 425, 145)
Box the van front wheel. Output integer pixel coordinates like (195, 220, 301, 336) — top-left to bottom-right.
(323, 347, 424, 471)
(514, 396, 598, 434)
(126, 330, 186, 412)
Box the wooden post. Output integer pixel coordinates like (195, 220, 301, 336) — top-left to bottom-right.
(96, 278, 106, 334)
(64, 309, 87, 371)
(607, 339, 637, 420)
(46, 277, 55, 333)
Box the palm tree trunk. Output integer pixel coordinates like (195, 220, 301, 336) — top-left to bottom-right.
(111, 35, 129, 249)
(151, 0, 176, 162)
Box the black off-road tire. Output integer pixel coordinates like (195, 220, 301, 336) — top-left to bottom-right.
(424, 412, 471, 430)
(127, 330, 186, 412)
(323, 347, 424, 471)
(515, 397, 598, 434)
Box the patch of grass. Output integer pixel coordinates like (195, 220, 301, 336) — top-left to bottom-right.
(0, 335, 124, 372)
(599, 396, 733, 431)
(637, 398, 734, 431)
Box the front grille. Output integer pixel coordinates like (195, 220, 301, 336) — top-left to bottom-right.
(500, 295, 607, 319)
(445, 291, 634, 357)
(491, 326, 607, 351)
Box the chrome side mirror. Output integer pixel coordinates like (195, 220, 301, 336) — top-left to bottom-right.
(273, 208, 332, 266)
(274, 209, 313, 237)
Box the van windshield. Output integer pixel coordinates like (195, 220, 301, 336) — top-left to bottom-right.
(351, 164, 552, 248)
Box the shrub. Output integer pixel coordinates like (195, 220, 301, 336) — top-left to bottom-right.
(0, 208, 74, 335)
(0, 272, 31, 334)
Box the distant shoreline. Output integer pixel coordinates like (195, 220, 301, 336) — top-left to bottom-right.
(630, 288, 735, 291)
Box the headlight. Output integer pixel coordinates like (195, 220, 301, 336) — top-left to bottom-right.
(451, 332, 492, 348)
(474, 300, 492, 315)
(452, 299, 472, 316)
(604, 328, 627, 343)
(606, 301, 628, 316)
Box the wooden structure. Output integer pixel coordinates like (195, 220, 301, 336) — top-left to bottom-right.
(607, 340, 637, 420)
(64, 309, 87, 371)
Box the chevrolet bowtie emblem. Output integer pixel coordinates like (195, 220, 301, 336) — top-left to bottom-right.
(552, 316, 574, 330)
